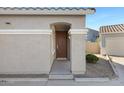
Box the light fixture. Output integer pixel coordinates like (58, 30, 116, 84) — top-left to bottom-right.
(5, 22, 11, 25)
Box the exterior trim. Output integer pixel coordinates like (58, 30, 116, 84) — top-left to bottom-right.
(100, 32, 124, 35)
(0, 29, 52, 34)
(69, 29, 88, 34)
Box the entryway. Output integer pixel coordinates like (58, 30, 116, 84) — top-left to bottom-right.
(50, 22, 71, 60)
(49, 22, 73, 79)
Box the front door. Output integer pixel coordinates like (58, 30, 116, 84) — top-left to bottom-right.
(56, 31, 67, 59)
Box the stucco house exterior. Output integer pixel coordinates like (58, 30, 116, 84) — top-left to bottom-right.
(100, 24, 124, 56)
(0, 7, 95, 78)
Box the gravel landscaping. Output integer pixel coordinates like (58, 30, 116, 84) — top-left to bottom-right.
(86, 58, 114, 78)
(75, 55, 115, 79)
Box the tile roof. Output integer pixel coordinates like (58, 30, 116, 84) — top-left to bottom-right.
(0, 7, 94, 10)
(0, 7, 95, 15)
(100, 24, 124, 33)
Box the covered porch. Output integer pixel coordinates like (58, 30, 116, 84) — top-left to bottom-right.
(50, 22, 88, 75)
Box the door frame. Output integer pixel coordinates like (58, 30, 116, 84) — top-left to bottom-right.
(50, 22, 71, 61)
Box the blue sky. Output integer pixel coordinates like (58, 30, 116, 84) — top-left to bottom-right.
(86, 7, 124, 30)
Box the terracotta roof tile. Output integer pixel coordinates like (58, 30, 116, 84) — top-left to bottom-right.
(100, 24, 124, 33)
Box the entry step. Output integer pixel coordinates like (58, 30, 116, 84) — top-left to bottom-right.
(49, 74, 74, 80)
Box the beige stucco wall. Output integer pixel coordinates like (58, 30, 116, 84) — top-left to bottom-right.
(0, 14, 87, 75)
(0, 29, 87, 74)
(0, 30, 53, 74)
(69, 29, 87, 74)
(0, 15, 85, 29)
(101, 33, 124, 56)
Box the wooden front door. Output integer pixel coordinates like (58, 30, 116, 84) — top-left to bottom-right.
(56, 31, 67, 58)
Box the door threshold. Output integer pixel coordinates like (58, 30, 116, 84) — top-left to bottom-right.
(56, 58, 67, 60)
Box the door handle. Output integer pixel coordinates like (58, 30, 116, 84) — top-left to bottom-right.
(57, 44, 58, 49)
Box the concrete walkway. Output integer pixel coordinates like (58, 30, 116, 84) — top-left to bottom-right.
(1, 56, 124, 86)
(50, 60, 71, 75)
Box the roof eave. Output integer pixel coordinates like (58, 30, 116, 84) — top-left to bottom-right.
(0, 8, 95, 15)
(100, 32, 124, 35)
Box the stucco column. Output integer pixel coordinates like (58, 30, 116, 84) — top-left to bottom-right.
(69, 29, 87, 74)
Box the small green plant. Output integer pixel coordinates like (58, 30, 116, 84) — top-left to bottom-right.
(86, 54, 99, 63)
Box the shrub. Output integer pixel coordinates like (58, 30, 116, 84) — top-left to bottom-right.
(86, 54, 99, 63)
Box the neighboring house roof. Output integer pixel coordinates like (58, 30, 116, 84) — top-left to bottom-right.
(87, 28, 99, 42)
(0, 7, 95, 15)
(100, 24, 124, 34)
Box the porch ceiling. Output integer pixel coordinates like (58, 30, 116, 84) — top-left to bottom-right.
(55, 24, 70, 31)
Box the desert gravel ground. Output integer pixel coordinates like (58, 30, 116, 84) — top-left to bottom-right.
(85, 58, 114, 78)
